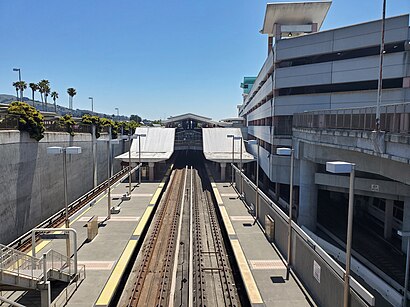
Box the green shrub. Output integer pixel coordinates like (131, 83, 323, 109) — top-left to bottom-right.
(59, 114, 76, 136)
(7, 101, 45, 141)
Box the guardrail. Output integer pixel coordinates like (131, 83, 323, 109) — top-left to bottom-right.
(7, 165, 140, 252)
(232, 164, 375, 307)
(293, 102, 410, 134)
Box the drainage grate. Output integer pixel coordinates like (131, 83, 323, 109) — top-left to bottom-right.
(249, 260, 286, 270)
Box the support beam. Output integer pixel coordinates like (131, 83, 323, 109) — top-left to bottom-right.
(149, 162, 155, 181)
(384, 199, 394, 239)
(220, 163, 226, 181)
(403, 197, 410, 253)
(298, 159, 318, 232)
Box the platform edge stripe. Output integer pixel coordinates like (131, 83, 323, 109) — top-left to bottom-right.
(149, 188, 163, 205)
(231, 239, 263, 304)
(219, 206, 235, 236)
(94, 240, 137, 306)
(133, 206, 154, 236)
(212, 187, 224, 205)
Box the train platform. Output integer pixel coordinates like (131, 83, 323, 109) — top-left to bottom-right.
(15, 180, 165, 307)
(211, 180, 316, 307)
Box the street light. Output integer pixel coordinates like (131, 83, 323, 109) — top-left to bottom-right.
(98, 127, 119, 220)
(135, 133, 146, 184)
(120, 132, 141, 196)
(245, 140, 259, 223)
(13, 68, 22, 101)
(326, 161, 355, 307)
(88, 97, 93, 113)
(398, 230, 410, 307)
(276, 147, 294, 279)
(47, 146, 82, 259)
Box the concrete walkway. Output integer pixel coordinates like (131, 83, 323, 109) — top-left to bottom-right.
(214, 182, 315, 307)
(17, 181, 160, 307)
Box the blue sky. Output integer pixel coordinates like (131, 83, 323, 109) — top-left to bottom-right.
(1, 1, 409, 120)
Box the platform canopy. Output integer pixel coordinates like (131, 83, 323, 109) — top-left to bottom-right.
(202, 128, 255, 164)
(115, 127, 175, 163)
(163, 113, 230, 128)
(261, 1, 332, 35)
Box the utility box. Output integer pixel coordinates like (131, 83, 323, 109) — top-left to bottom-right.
(87, 216, 98, 241)
(265, 215, 275, 242)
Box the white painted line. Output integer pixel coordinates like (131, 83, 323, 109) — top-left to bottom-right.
(78, 216, 140, 222)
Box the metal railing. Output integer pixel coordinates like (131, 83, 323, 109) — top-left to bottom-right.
(293, 102, 410, 134)
(0, 244, 42, 282)
(0, 244, 75, 286)
(0, 115, 19, 130)
(232, 165, 375, 307)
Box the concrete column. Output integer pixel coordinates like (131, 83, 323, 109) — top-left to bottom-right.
(298, 159, 318, 232)
(402, 197, 410, 253)
(384, 199, 394, 239)
(220, 163, 226, 181)
(263, 173, 269, 189)
(40, 281, 51, 307)
(149, 162, 155, 181)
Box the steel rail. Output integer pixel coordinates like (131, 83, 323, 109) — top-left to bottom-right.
(125, 168, 186, 307)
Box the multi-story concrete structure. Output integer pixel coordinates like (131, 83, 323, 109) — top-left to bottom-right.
(238, 1, 410, 295)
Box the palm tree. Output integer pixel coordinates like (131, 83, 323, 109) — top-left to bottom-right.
(51, 91, 59, 113)
(18, 81, 27, 102)
(37, 80, 50, 110)
(29, 83, 38, 107)
(67, 88, 77, 110)
(44, 84, 51, 109)
(12, 82, 19, 100)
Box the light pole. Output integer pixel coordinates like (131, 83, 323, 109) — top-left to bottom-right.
(98, 127, 119, 220)
(120, 132, 140, 196)
(47, 146, 82, 259)
(13, 68, 21, 101)
(237, 136, 244, 196)
(88, 97, 93, 113)
(398, 230, 410, 307)
(326, 161, 356, 307)
(276, 147, 295, 279)
(245, 140, 259, 222)
(135, 133, 146, 184)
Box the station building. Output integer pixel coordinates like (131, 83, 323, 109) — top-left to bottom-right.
(237, 0, 410, 293)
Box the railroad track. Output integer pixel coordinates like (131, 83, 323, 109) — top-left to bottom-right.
(119, 154, 241, 307)
(120, 167, 186, 306)
(8, 165, 138, 253)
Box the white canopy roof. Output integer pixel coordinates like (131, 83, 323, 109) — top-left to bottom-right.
(115, 127, 175, 163)
(202, 128, 255, 163)
(261, 1, 331, 34)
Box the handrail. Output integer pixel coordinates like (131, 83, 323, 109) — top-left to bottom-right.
(0, 243, 78, 285)
(7, 165, 140, 251)
(293, 102, 410, 134)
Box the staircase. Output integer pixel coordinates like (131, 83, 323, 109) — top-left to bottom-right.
(0, 244, 83, 306)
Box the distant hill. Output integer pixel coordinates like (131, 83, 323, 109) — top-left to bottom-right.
(0, 94, 129, 120)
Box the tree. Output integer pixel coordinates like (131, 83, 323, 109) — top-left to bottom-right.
(67, 88, 77, 110)
(130, 114, 142, 123)
(38, 80, 50, 110)
(18, 81, 27, 102)
(44, 84, 51, 107)
(12, 82, 19, 100)
(51, 91, 59, 113)
(29, 83, 38, 107)
(7, 101, 45, 141)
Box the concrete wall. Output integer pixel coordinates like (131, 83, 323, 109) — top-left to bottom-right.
(0, 130, 126, 244)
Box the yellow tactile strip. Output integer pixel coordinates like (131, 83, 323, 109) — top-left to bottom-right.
(94, 164, 173, 307)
